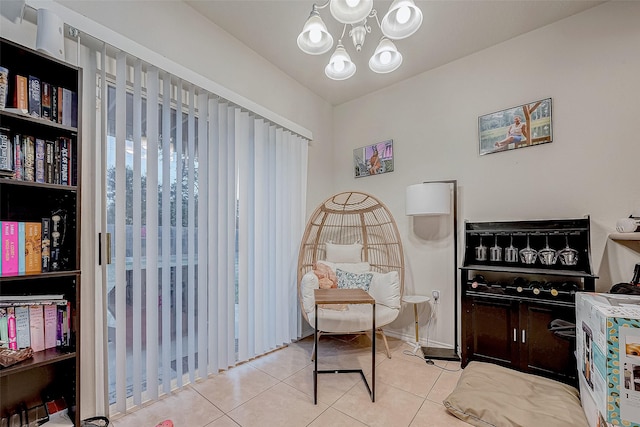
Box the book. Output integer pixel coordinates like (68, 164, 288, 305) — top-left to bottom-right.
(41, 218, 51, 272)
(0, 307, 7, 347)
(1, 221, 18, 276)
(43, 304, 57, 349)
(45, 140, 54, 184)
(13, 134, 23, 180)
(18, 221, 25, 275)
(25, 222, 42, 274)
(70, 91, 78, 128)
(0, 294, 64, 302)
(60, 137, 69, 186)
(14, 305, 30, 348)
(50, 213, 63, 271)
(0, 222, 2, 277)
(62, 88, 72, 127)
(28, 75, 41, 118)
(29, 304, 45, 352)
(0, 127, 12, 172)
(35, 138, 46, 183)
(41, 82, 51, 119)
(7, 306, 17, 350)
(53, 138, 60, 185)
(51, 84, 58, 123)
(13, 75, 28, 110)
(22, 135, 35, 182)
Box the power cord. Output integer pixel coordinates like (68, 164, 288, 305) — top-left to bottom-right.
(400, 349, 461, 372)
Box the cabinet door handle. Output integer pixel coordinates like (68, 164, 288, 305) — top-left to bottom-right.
(521, 329, 526, 343)
(513, 328, 517, 342)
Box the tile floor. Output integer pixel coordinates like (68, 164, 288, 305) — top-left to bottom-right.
(110, 335, 469, 427)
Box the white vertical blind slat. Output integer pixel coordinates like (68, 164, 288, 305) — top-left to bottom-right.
(236, 110, 249, 362)
(146, 67, 160, 400)
(187, 85, 196, 382)
(216, 102, 230, 370)
(207, 98, 219, 374)
(253, 120, 266, 355)
(226, 106, 237, 366)
(161, 73, 172, 394)
(197, 91, 209, 379)
(114, 51, 127, 414)
(174, 80, 184, 388)
(132, 59, 143, 406)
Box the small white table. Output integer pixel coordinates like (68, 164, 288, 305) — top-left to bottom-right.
(402, 295, 431, 354)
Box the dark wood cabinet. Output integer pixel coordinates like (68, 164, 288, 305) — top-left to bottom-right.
(461, 218, 596, 386)
(0, 38, 81, 425)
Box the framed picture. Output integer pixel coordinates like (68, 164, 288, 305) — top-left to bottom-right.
(478, 98, 553, 156)
(354, 139, 394, 178)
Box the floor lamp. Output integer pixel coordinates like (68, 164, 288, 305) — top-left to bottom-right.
(406, 180, 460, 361)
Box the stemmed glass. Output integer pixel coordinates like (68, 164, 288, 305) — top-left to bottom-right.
(519, 234, 538, 265)
(505, 234, 518, 263)
(539, 234, 558, 266)
(475, 236, 487, 261)
(558, 234, 579, 266)
(490, 234, 502, 262)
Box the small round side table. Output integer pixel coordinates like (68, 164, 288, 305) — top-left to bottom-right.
(402, 295, 431, 354)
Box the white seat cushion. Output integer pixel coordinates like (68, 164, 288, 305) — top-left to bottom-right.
(308, 304, 398, 333)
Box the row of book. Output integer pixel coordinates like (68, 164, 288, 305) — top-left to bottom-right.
(0, 219, 65, 276)
(3, 70, 78, 128)
(0, 128, 75, 186)
(0, 295, 72, 353)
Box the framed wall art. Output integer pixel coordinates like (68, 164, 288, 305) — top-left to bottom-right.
(354, 139, 394, 178)
(478, 98, 553, 156)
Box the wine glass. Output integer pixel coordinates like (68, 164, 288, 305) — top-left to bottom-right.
(490, 234, 502, 262)
(475, 236, 487, 261)
(558, 234, 579, 266)
(505, 234, 518, 263)
(539, 234, 558, 266)
(519, 234, 538, 265)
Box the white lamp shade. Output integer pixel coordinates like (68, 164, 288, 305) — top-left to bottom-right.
(369, 38, 402, 73)
(36, 8, 65, 60)
(297, 12, 334, 55)
(325, 43, 356, 80)
(406, 182, 451, 216)
(330, 0, 373, 24)
(381, 0, 423, 40)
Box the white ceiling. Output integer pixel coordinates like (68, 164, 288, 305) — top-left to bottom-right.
(185, 0, 604, 106)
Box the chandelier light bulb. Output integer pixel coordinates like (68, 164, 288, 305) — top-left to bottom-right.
(379, 50, 392, 65)
(334, 58, 345, 72)
(396, 6, 411, 24)
(309, 29, 322, 43)
(346, 0, 361, 7)
(325, 41, 356, 80)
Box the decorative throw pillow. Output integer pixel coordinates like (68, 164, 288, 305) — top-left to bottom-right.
(336, 268, 373, 291)
(312, 262, 337, 288)
(325, 242, 363, 263)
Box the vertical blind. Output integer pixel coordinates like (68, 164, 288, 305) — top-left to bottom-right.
(84, 43, 309, 414)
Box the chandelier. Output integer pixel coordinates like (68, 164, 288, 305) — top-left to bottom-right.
(297, 0, 423, 80)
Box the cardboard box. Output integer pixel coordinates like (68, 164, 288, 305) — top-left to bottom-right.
(576, 292, 640, 427)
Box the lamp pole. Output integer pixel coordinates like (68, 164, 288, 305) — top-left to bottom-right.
(420, 179, 460, 362)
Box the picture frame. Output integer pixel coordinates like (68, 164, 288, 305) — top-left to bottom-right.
(478, 98, 553, 156)
(354, 139, 394, 178)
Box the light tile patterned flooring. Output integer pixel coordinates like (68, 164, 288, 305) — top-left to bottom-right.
(110, 335, 469, 427)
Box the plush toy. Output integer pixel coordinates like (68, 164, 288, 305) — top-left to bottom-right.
(312, 262, 337, 288)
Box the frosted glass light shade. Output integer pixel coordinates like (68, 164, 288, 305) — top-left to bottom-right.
(297, 12, 334, 55)
(406, 182, 451, 216)
(325, 43, 356, 80)
(381, 0, 423, 40)
(369, 38, 402, 73)
(330, 0, 373, 24)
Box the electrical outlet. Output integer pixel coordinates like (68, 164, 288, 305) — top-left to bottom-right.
(432, 290, 440, 302)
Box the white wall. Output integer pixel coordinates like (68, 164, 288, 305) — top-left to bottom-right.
(332, 1, 640, 349)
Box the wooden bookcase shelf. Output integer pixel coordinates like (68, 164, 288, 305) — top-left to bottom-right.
(0, 37, 82, 425)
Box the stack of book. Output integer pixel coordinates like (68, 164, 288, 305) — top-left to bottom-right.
(0, 216, 66, 276)
(0, 294, 71, 353)
(0, 127, 75, 186)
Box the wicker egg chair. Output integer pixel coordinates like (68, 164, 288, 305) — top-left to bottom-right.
(297, 191, 404, 358)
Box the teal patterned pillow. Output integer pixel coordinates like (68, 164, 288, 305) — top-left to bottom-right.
(336, 268, 373, 291)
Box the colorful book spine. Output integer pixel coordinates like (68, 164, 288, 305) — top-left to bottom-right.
(0, 308, 7, 347)
(22, 135, 35, 182)
(28, 75, 41, 118)
(0, 127, 12, 172)
(45, 140, 54, 184)
(41, 81, 51, 119)
(60, 137, 69, 186)
(14, 305, 30, 349)
(41, 218, 51, 273)
(70, 91, 78, 128)
(2, 221, 18, 276)
(25, 222, 42, 274)
(62, 88, 72, 127)
(43, 304, 57, 349)
(53, 138, 60, 185)
(28, 305, 45, 352)
(7, 307, 17, 350)
(51, 84, 58, 123)
(18, 221, 25, 275)
(13, 134, 23, 180)
(14, 75, 28, 110)
(35, 138, 46, 183)
(0, 222, 2, 276)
